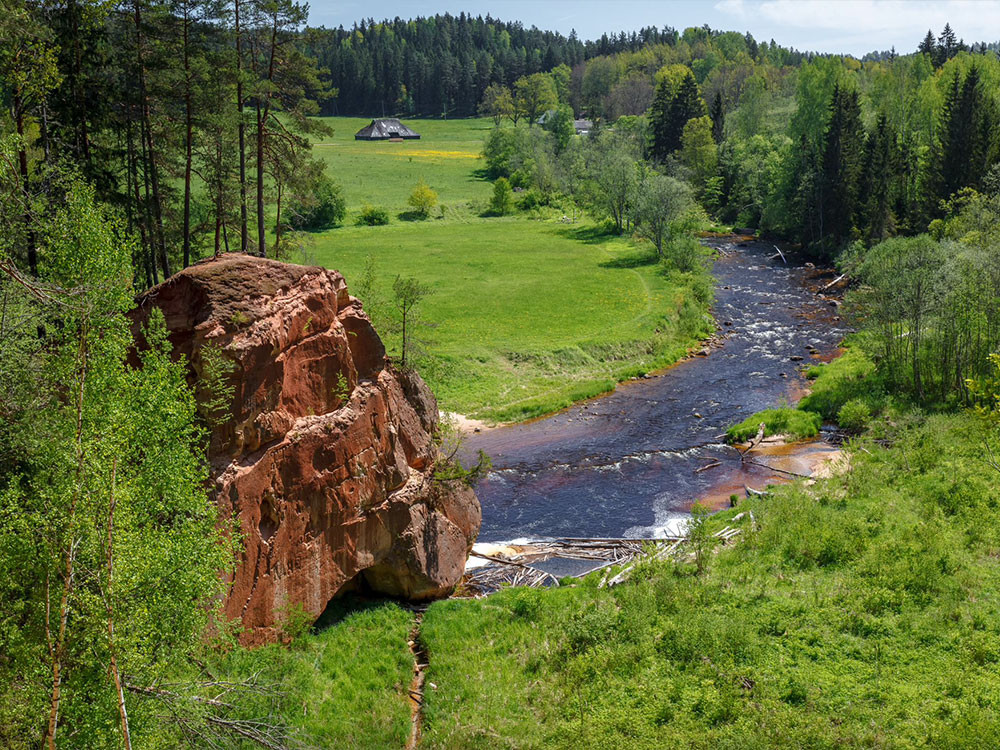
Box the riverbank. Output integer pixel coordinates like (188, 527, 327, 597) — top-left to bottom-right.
(202, 406, 1000, 749)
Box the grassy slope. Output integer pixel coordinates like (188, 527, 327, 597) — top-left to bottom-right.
(303, 117, 711, 420)
(229, 399, 1000, 748)
(419, 409, 1000, 749)
(203, 601, 415, 749)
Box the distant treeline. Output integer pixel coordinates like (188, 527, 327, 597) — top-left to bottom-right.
(306, 15, 809, 117)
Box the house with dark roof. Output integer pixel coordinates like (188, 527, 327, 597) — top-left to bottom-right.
(354, 118, 421, 141)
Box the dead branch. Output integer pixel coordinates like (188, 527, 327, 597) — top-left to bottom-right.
(821, 273, 846, 290)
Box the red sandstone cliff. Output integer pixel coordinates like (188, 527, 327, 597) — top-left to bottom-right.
(131, 254, 480, 645)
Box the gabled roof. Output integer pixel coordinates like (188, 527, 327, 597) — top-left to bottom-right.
(354, 118, 421, 140)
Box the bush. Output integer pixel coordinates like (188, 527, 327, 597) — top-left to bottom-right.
(407, 179, 438, 218)
(506, 588, 542, 621)
(288, 175, 346, 230)
(356, 204, 390, 226)
(517, 189, 554, 211)
(726, 407, 822, 442)
(481, 127, 522, 178)
(662, 233, 705, 273)
(837, 398, 871, 431)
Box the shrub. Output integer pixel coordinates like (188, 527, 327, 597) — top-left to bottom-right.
(356, 204, 389, 226)
(563, 601, 618, 654)
(288, 175, 346, 230)
(482, 127, 522, 178)
(837, 398, 871, 431)
(489, 177, 514, 216)
(517, 189, 550, 211)
(506, 588, 542, 621)
(662, 233, 705, 273)
(407, 179, 438, 218)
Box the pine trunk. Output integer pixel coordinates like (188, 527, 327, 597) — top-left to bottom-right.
(182, 6, 193, 268)
(235, 0, 249, 254)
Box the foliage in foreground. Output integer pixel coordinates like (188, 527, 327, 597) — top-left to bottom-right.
(225, 402, 1000, 748)
(0, 177, 230, 748)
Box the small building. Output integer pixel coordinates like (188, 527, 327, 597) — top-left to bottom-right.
(354, 118, 421, 141)
(535, 110, 593, 135)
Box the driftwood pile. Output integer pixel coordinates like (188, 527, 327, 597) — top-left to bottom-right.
(464, 537, 665, 594)
(463, 519, 753, 596)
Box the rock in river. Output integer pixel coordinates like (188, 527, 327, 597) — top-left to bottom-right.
(131, 254, 479, 645)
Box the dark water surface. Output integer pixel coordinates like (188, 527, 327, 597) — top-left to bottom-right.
(463, 239, 848, 542)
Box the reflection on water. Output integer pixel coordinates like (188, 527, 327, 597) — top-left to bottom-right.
(463, 240, 848, 542)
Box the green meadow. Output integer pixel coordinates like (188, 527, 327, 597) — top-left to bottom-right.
(311, 116, 494, 211)
(300, 117, 712, 421)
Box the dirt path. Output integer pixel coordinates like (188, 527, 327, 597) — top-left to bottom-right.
(405, 608, 428, 750)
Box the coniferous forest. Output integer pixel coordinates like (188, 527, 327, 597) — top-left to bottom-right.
(6, 3, 1000, 747)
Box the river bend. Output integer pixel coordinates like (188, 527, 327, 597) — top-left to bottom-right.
(464, 239, 848, 542)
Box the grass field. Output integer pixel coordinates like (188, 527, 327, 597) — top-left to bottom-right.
(311, 116, 494, 211)
(301, 117, 712, 421)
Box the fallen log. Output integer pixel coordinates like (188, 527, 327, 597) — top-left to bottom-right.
(821, 273, 846, 290)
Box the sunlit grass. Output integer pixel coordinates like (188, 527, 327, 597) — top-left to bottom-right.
(304, 217, 710, 420)
(310, 116, 493, 212)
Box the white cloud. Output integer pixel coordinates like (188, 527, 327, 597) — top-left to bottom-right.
(715, 0, 1000, 54)
(760, 0, 983, 33)
(714, 0, 749, 19)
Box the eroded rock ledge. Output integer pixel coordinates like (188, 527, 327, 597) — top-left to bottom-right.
(131, 254, 480, 645)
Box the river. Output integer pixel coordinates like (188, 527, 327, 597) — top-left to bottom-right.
(463, 238, 848, 542)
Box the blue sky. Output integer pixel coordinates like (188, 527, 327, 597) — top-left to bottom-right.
(306, 0, 1000, 57)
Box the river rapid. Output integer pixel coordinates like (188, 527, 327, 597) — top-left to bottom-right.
(463, 238, 849, 542)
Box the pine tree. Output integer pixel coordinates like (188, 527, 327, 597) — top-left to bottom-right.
(934, 65, 995, 207)
(918, 29, 936, 58)
(858, 114, 895, 243)
(710, 90, 725, 143)
(650, 69, 705, 160)
(817, 84, 864, 249)
(937, 23, 958, 66)
(648, 75, 673, 161)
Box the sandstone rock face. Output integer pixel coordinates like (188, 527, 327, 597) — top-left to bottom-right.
(131, 254, 480, 645)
